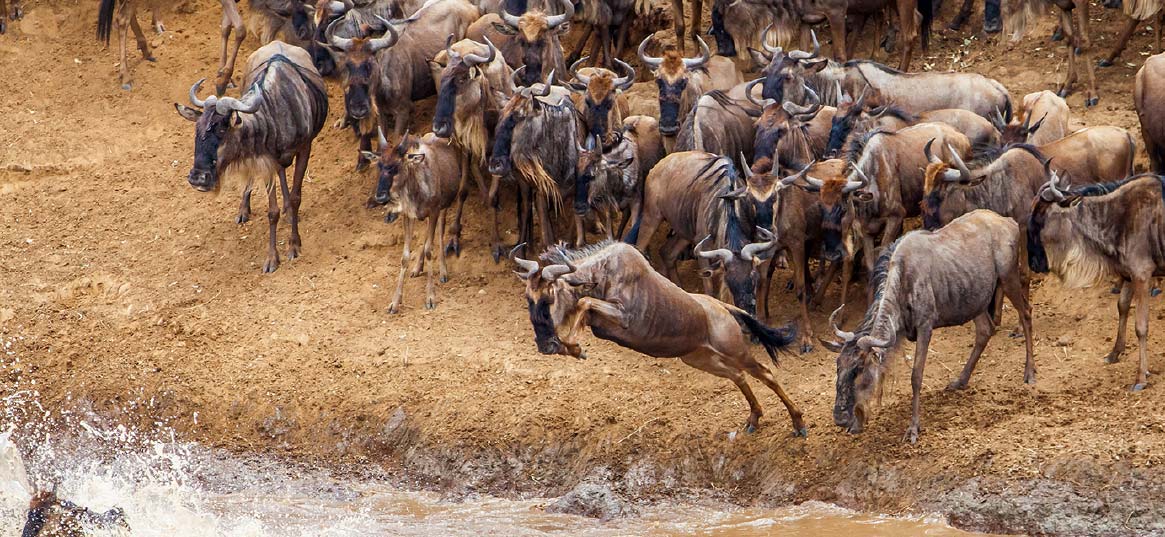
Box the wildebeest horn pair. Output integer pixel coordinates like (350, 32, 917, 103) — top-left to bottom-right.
(445, 34, 497, 66)
(189, 78, 263, 114)
(788, 30, 819, 61)
(327, 15, 398, 52)
(510, 244, 540, 279)
(569, 57, 635, 90)
(502, 0, 573, 29)
(782, 84, 822, 117)
(636, 35, 710, 70)
(778, 161, 816, 187)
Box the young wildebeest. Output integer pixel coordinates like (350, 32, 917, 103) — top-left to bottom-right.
(831, 210, 1034, 444)
(638, 35, 743, 138)
(21, 488, 129, 537)
(1136, 53, 1165, 174)
(175, 42, 329, 273)
(626, 152, 772, 316)
(1029, 173, 1165, 391)
(430, 36, 512, 260)
(575, 116, 662, 240)
(513, 241, 806, 434)
(364, 132, 464, 313)
(991, 90, 1069, 146)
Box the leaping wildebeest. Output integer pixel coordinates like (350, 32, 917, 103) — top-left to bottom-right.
(1028, 173, 1165, 391)
(513, 241, 807, 435)
(831, 209, 1034, 443)
(175, 41, 329, 273)
(22, 488, 130, 537)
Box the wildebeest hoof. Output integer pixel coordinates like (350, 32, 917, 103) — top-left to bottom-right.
(439, 273, 449, 284)
(0, 21, 6, 34)
(384, 211, 400, 224)
(1132, 382, 1147, 392)
(425, 297, 437, 310)
(445, 240, 461, 258)
(355, 157, 369, 172)
(155, 21, 166, 34)
(946, 380, 968, 391)
(1050, 27, 1063, 41)
(1009, 328, 1023, 338)
(236, 213, 250, 225)
(577, 350, 588, 360)
(793, 427, 808, 438)
(388, 303, 401, 314)
(145, 55, 157, 62)
(1111, 285, 1122, 294)
(799, 342, 813, 354)
(744, 423, 758, 434)
(903, 426, 920, 444)
(1098, 58, 1115, 68)
(1152, 286, 1162, 297)
(1085, 96, 1099, 108)
(287, 248, 300, 261)
(262, 258, 279, 273)
(408, 269, 423, 278)
(121, 83, 133, 91)
(1056, 87, 1071, 99)
(1104, 353, 1122, 364)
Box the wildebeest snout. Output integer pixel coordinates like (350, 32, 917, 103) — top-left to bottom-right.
(187, 169, 216, 192)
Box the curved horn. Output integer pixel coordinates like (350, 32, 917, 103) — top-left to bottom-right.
(741, 227, 778, 262)
(637, 35, 662, 69)
(782, 83, 822, 116)
(215, 86, 263, 115)
(829, 305, 855, 342)
(512, 65, 527, 87)
(923, 138, 940, 164)
(841, 179, 864, 193)
(326, 18, 354, 51)
(739, 152, 754, 179)
(463, 37, 497, 66)
(1028, 112, 1047, 134)
(501, 5, 521, 28)
(858, 334, 892, 350)
(780, 161, 814, 186)
(377, 125, 388, 150)
(327, 0, 346, 13)
(989, 106, 1006, 131)
(444, 33, 455, 58)
(514, 258, 539, 279)
(569, 56, 591, 86)
(682, 36, 711, 69)
(189, 78, 208, 108)
(850, 163, 871, 187)
(788, 29, 820, 61)
(613, 59, 636, 90)
(853, 84, 870, 110)
(367, 16, 399, 52)
(761, 23, 781, 55)
(696, 244, 734, 265)
(545, 0, 574, 29)
(535, 69, 555, 97)
(541, 262, 576, 281)
(947, 144, 971, 182)
(744, 78, 765, 108)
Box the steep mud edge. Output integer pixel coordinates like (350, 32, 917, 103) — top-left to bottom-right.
(2, 0, 1164, 535)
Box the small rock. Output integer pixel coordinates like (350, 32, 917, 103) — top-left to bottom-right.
(546, 482, 634, 521)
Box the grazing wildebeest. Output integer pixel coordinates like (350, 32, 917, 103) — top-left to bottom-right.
(991, 90, 1069, 145)
(493, 0, 574, 85)
(1, 0, 20, 35)
(1004, 0, 1098, 105)
(568, 57, 635, 146)
(364, 131, 464, 313)
(513, 241, 806, 434)
(489, 71, 582, 251)
(626, 152, 773, 316)
(1136, 53, 1165, 173)
(174, 42, 329, 273)
(1028, 173, 1165, 391)
(638, 35, 743, 137)
(430, 36, 512, 259)
(576, 116, 662, 240)
(21, 488, 129, 537)
(831, 210, 1034, 443)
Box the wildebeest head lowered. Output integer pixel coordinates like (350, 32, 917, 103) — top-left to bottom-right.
(749, 26, 825, 103)
(830, 301, 893, 434)
(432, 36, 501, 139)
(494, 0, 573, 86)
(568, 57, 634, 144)
(327, 18, 399, 121)
(638, 35, 711, 135)
(175, 79, 264, 192)
(511, 244, 587, 355)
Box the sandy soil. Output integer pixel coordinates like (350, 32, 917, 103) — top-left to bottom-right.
(2, 0, 1165, 534)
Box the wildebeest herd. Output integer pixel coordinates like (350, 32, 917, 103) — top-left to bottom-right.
(13, 0, 1165, 462)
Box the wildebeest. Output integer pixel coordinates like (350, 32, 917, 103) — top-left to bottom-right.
(1003, 0, 1098, 105)
(638, 35, 743, 137)
(1136, 53, 1165, 173)
(674, 83, 762, 162)
(568, 57, 635, 146)
(575, 116, 662, 240)
(1028, 173, 1165, 391)
(513, 241, 806, 434)
(831, 210, 1034, 443)
(492, 0, 574, 85)
(825, 94, 1001, 157)
(749, 82, 835, 169)
(174, 42, 329, 273)
(992, 90, 1069, 145)
(21, 488, 129, 537)
(309, 0, 405, 76)
(430, 36, 512, 259)
(364, 131, 464, 313)
(489, 71, 582, 251)
(330, 0, 478, 150)
(1, 0, 20, 34)
(567, 0, 636, 67)
(626, 151, 772, 315)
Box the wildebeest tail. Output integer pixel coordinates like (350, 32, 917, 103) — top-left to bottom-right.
(919, 0, 934, 51)
(731, 310, 797, 364)
(97, 0, 117, 45)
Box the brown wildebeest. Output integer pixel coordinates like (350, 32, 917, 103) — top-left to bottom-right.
(831, 210, 1034, 443)
(625, 152, 773, 316)
(513, 241, 806, 435)
(492, 0, 573, 85)
(1034, 126, 1135, 185)
(430, 36, 513, 260)
(567, 57, 635, 147)
(991, 90, 1069, 145)
(638, 35, 743, 138)
(309, 0, 419, 77)
(674, 82, 763, 162)
(1004, 0, 1098, 106)
(1, 0, 20, 35)
(364, 131, 465, 313)
(1136, 53, 1165, 174)
(748, 81, 835, 170)
(567, 0, 636, 67)
(21, 488, 129, 537)
(174, 42, 329, 273)
(1029, 173, 1165, 391)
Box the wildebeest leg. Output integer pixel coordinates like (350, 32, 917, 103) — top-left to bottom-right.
(811, 258, 841, 305)
(128, 12, 155, 62)
(1099, 17, 1139, 67)
(287, 145, 309, 260)
(516, 182, 533, 254)
(216, 0, 246, 95)
(662, 237, 689, 284)
(671, 0, 684, 46)
(410, 214, 434, 277)
(1058, 6, 1099, 106)
(904, 326, 932, 444)
(536, 193, 556, 249)
(388, 217, 414, 314)
(0, 0, 6, 35)
(237, 182, 253, 224)
(1105, 280, 1132, 364)
(437, 211, 449, 283)
(745, 362, 808, 436)
(424, 213, 444, 310)
(630, 206, 662, 254)
(689, 0, 704, 41)
(447, 186, 467, 258)
(356, 128, 374, 172)
(574, 212, 586, 247)
(614, 23, 630, 59)
(681, 351, 763, 432)
(948, 0, 975, 30)
(895, 0, 916, 71)
(602, 208, 615, 241)
(263, 179, 281, 273)
(759, 256, 779, 322)
(791, 246, 813, 354)
(827, 10, 848, 61)
(561, 297, 629, 358)
(1001, 269, 1036, 383)
(115, 1, 135, 90)
(879, 215, 903, 249)
(1131, 277, 1151, 391)
(838, 254, 855, 315)
(151, 5, 165, 33)
(947, 312, 995, 390)
(567, 23, 593, 66)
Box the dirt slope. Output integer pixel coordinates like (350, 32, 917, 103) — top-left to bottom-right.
(2, 0, 1165, 534)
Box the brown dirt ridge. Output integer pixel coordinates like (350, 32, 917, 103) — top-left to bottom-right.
(2, 0, 1164, 535)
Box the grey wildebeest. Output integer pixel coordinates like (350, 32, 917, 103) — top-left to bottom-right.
(489, 71, 582, 252)
(174, 42, 329, 273)
(1136, 53, 1165, 174)
(21, 489, 130, 537)
(491, 0, 574, 85)
(309, 0, 410, 77)
(513, 241, 807, 434)
(1028, 173, 1165, 391)
(637, 35, 743, 138)
(625, 152, 773, 316)
(575, 116, 662, 240)
(567, 57, 635, 147)
(831, 210, 1034, 443)
(991, 90, 1069, 146)
(430, 36, 513, 260)
(363, 132, 465, 313)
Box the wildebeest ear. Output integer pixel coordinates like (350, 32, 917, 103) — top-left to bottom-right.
(360, 150, 380, 163)
(174, 103, 201, 122)
(491, 22, 517, 35)
(231, 111, 243, 127)
(802, 58, 828, 73)
(406, 153, 426, 163)
(854, 191, 875, 202)
(606, 155, 634, 170)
